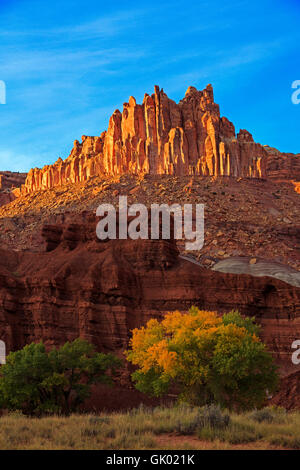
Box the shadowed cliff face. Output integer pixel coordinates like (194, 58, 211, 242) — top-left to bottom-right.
(264, 146, 300, 180)
(0, 172, 27, 208)
(18, 84, 272, 195)
(0, 212, 299, 375)
(271, 370, 300, 410)
(0, 172, 27, 191)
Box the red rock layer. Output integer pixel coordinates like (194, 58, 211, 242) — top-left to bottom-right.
(20, 85, 271, 194)
(264, 146, 300, 180)
(271, 370, 300, 410)
(0, 171, 27, 190)
(0, 213, 299, 374)
(0, 192, 15, 207)
(0, 171, 27, 207)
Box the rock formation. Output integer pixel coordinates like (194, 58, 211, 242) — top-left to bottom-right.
(0, 212, 299, 374)
(264, 146, 300, 180)
(270, 370, 300, 410)
(0, 171, 27, 207)
(0, 171, 26, 190)
(293, 181, 300, 194)
(19, 85, 274, 194)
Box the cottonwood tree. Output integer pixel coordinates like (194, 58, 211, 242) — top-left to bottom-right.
(125, 308, 278, 411)
(0, 339, 121, 415)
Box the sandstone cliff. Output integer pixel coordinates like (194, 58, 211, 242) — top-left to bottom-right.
(270, 370, 300, 410)
(0, 171, 27, 190)
(20, 85, 274, 194)
(0, 171, 27, 207)
(0, 213, 299, 374)
(264, 146, 300, 180)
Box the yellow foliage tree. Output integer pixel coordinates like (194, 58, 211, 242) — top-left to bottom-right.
(125, 308, 278, 410)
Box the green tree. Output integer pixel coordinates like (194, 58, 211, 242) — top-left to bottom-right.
(125, 308, 279, 411)
(0, 339, 121, 415)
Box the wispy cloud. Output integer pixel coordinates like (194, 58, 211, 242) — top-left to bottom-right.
(0, 48, 146, 79)
(0, 6, 150, 40)
(163, 38, 292, 94)
(0, 0, 299, 172)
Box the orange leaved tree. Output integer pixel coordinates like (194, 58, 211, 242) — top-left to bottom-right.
(125, 308, 278, 410)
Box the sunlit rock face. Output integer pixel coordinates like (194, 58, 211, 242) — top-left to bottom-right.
(20, 84, 274, 194)
(293, 181, 300, 194)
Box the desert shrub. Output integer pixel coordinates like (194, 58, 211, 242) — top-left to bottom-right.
(108, 432, 156, 449)
(172, 405, 229, 435)
(198, 421, 261, 444)
(268, 435, 300, 450)
(102, 428, 116, 439)
(89, 416, 110, 425)
(250, 407, 287, 424)
(81, 427, 99, 438)
(173, 415, 200, 435)
(250, 408, 275, 423)
(197, 404, 230, 429)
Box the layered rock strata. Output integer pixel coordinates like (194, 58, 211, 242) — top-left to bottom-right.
(0, 213, 299, 374)
(0, 171, 27, 207)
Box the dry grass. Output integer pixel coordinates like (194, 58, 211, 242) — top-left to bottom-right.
(0, 405, 299, 450)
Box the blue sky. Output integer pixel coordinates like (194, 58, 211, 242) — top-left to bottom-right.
(0, 0, 299, 172)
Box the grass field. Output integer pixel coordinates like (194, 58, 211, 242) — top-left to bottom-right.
(0, 405, 299, 450)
